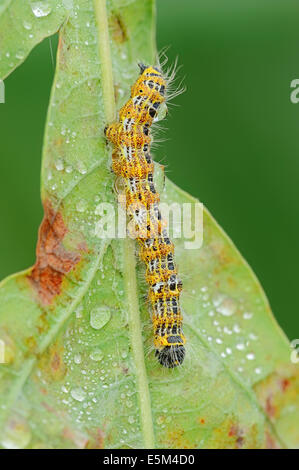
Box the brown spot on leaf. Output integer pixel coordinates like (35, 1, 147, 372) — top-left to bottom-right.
(51, 352, 61, 372)
(37, 312, 50, 334)
(265, 431, 280, 449)
(280, 378, 290, 392)
(228, 424, 245, 448)
(25, 336, 37, 352)
(254, 365, 299, 426)
(266, 395, 276, 418)
(85, 428, 105, 449)
(110, 13, 127, 43)
(164, 427, 196, 449)
(63, 427, 89, 449)
(38, 341, 67, 381)
(28, 200, 80, 304)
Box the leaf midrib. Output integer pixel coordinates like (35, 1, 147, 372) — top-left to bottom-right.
(93, 0, 155, 448)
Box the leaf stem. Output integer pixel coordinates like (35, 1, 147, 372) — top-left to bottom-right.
(124, 239, 155, 449)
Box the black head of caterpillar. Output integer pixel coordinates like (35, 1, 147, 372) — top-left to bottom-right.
(138, 62, 161, 75)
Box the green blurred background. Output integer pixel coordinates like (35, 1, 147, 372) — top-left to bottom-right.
(0, 0, 298, 339)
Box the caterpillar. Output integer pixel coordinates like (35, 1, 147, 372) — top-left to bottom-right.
(105, 63, 186, 368)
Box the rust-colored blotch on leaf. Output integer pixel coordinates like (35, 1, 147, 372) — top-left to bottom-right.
(28, 200, 80, 304)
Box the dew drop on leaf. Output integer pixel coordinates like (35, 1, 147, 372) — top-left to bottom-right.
(65, 165, 73, 173)
(89, 349, 104, 361)
(71, 387, 86, 402)
(74, 354, 82, 364)
(23, 20, 32, 30)
(77, 161, 87, 174)
(246, 353, 255, 361)
(15, 51, 25, 60)
(76, 199, 87, 213)
(90, 306, 111, 330)
(55, 158, 64, 171)
(30, 1, 52, 18)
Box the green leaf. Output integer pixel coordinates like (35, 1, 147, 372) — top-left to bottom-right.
(0, 0, 298, 449)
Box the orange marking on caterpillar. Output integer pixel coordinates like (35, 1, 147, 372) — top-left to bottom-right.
(105, 64, 186, 367)
(28, 200, 80, 305)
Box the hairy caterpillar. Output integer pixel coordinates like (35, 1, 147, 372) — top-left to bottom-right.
(105, 63, 186, 367)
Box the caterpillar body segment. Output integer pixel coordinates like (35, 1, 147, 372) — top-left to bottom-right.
(105, 64, 186, 367)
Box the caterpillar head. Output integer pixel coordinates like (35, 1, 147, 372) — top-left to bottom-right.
(132, 64, 166, 105)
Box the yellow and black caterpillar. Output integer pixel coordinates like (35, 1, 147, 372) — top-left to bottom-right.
(105, 63, 186, 367)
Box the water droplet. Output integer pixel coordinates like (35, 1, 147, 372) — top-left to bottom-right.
(89, 349, 104, 361)
(223, 326, 232, 335)
(74, 354, 82, 364)
(23, 20, 32, 30)
(15, 50, 25, 60)
(65, 165, 73, 173)
(5, 52, 10, 58)
(55, 158, 64, 171)
(76, 199, 87, 213)
(255, 367, 262, 374)
(71, 387, 86, 402)
(90, 306, 111, 330)
(30, 1, 52, 18)
(243, 312, 253, 320)
(128, 416, 135, 424)
(246, 353, 255, 361)
(77, 161, 87, 174)
(236, 343, 245, 350)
